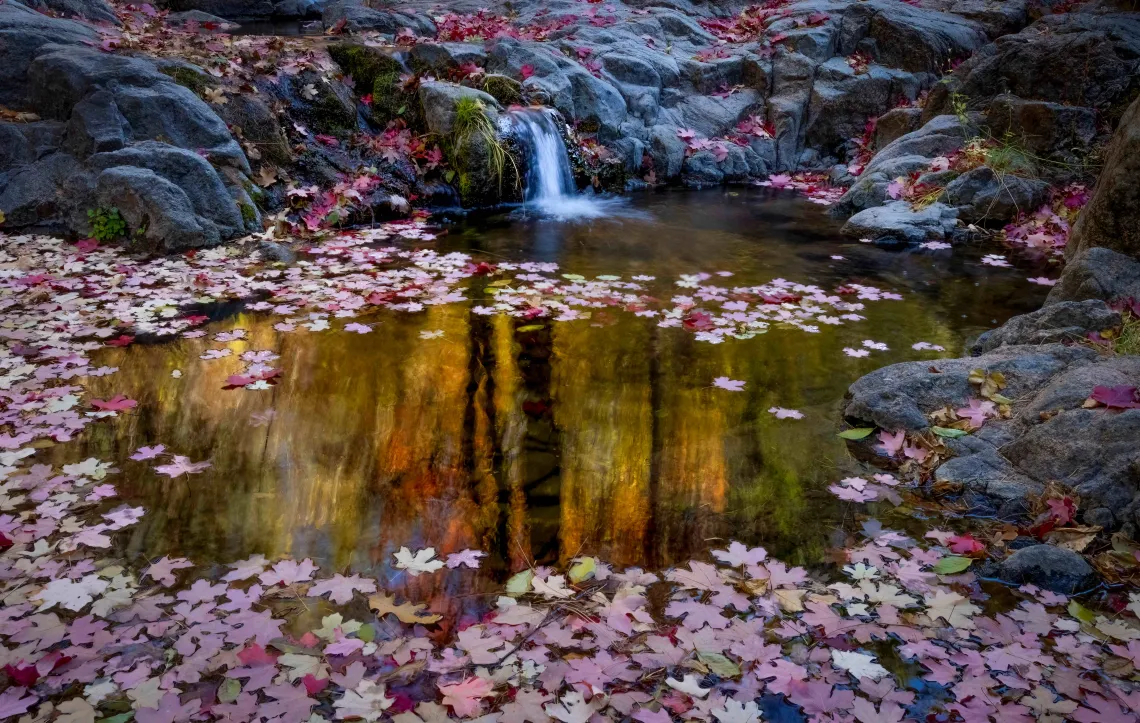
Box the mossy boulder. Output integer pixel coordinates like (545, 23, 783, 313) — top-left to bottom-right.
(285, 70, 357, 134)
(482, 74, 522, 107)
(328, 43, 404, 90)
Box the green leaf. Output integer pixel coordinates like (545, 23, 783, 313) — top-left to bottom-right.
(357, 623, 375, 643)
(568, 557, 596, 584)
(697, 651, 741, 678)
(932, 556, 973, 575)
(838, 428, 875, 440)
(990, 393, 1014, 404)
(218, 678, 242, 704)
(444, 170, 455, 183)
(931, 426, 968, 439)
(98, 715, 134, 723)
(516, 324, 545, 333)
(1068, 599, 1096, 624)
(505, 569, 534, 596)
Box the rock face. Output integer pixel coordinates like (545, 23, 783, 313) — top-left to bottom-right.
(941, 166, 1049, 224)
(997, 545, 1098, 594)
(1065, 96, 1140, 260)
(0, 1, 254, 250)
(843, 343, 1096, 431)
(970, 300, 1121, 353)
(1046, 247, 1140, 306)
(841, 200, 958, 243)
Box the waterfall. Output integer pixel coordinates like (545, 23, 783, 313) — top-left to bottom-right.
(511, 108, 577, 202)
(510, 108, 609, 220)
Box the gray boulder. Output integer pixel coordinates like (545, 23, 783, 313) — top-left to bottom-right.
(0, 152, 92, 231)
(971, 300, 1121, 354)
(997, 545, 1097, 594)
(985, 94, 1098, 158)
(87, 141, 245, 239)
(934, 435, 1043, 503)
(925, 12, 1140, 119)
(844, 343, 1097, 431)
(28, 47, 249, 171)
(941, 166, 1050, 224)
(94, 166, 221, 252)
(0, 1, 99, 108)
(23, 0, 119, 24)
(63, 90, 131, 158)
(418, 82, 502, 137)
(841, 201, 959, 244)
(839, 0, 989, 74)
(873, 107, 922, 150)
(322, 0, 436, 35)
(1004, 408, 1140, 517)
(1046, 247, 1140, 306)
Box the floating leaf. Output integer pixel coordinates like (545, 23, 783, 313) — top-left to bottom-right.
(505, 569, 534, 595)
(568, 557, 596, 584)
(218, 678, 241, 704)
(838, 428, 875, 440)
(932, 556, 972, 574)
(697, 651, 741, 678)
(516, 324, 545, 333)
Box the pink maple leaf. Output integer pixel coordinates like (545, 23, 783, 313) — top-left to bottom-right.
(130, 445, 166, 461)
(135, 693, 201, 723)
(875, 430, 906, 457)
(309, 574, 377, 604)
(886, 178, 905, 200)
(948, 534, 985, 555)
(713, 376, 745, 392)
(1074, 695, 1132, 723)
(439, 676, 494, 717)
(1090, 385, 1140, 409)
(0, 688, 37, 719)
(154, 456, 211, 478)
(852, 697, 905, 723)
(90, 394, 137, 412)
(520, 64, 535, 80)
(665, 597, 730, 630)
(259, 558, 317, 586)
(956, 398, 996, 428)
(446, 549, 486, 569)
(145, 556, 193, 586)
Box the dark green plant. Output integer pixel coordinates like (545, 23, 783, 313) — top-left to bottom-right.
(87, 207, 127, 243)
(450, 97, 518, 195)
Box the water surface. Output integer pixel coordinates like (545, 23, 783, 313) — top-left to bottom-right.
(66, 188, 1049, 589)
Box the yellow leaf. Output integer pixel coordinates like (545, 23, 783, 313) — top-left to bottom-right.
(368, 593, 442, 625)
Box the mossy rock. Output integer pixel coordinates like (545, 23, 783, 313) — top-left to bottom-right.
(328, 43, 405, 92)
(371, 72, 423, 130)
(158, 63, 219, 95)
(482, 75, 522, 106)
(289, 71, 357, 134)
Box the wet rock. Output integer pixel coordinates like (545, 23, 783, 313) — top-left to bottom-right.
(408, 42, 488, 76)
(844, 343, 1097, 431)
(683, 145, 750, 186)
(159, 0, 316, 20)
(841, 201, 959, 244)
(256, 240, 296, 264)
(971, 300, 1121, 354)
(804, 59, 921, 153)
(942, 166, 1050, 224)
(215, 94, 292, 166)
(1065, 96, 1140, 261)
(93, 166, 221, 252)
(997, 545, 1097, 594)
(166, 10, 238, 28)
(924, 0, 1030, 38)
(1046, 247, 1140, 305)
(0, 152, 91, 231)
(1004, 408, 1140, 521)
(985, 94, 1098, 158)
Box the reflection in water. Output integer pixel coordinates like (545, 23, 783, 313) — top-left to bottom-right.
(58, 189, 1049, 592)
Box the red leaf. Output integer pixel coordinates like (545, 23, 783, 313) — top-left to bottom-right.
(948, 534, 985, 555)
(1090, 385, 1140, 409)
(105, 334, 135, 347)
(90, 395, 138, 411)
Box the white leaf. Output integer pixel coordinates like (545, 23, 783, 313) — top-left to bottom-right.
(393, 547, 445, 576)
(665, 674, 711, 698)
(831, 650, 890, 681)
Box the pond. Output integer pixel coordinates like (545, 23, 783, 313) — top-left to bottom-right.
(61, 188, 1049, 593)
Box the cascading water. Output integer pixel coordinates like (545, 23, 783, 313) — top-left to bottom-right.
(509, 108, 611, 220)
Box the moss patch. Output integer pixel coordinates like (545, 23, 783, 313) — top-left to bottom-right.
(160, 65, 219, 95)
(328, 44, 405, 92)
(240, 202, 257, 225)
(482, 75, 522, 106)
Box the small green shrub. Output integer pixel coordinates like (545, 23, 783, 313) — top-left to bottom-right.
(87, 207, 127, 242)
